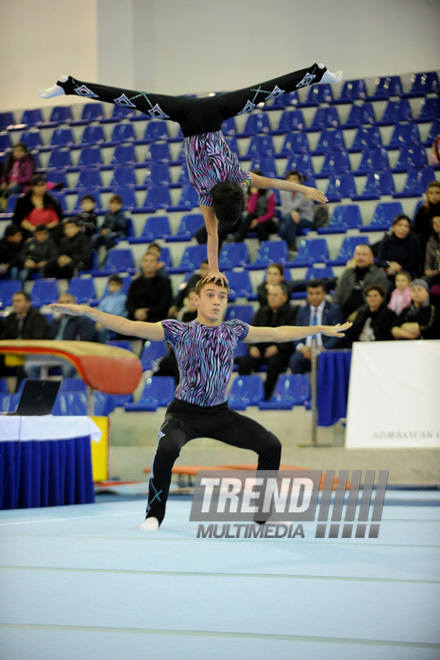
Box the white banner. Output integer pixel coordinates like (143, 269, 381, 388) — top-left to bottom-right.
(345, 341, 440, 448)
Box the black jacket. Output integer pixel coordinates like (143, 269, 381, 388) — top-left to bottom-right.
(19, 236, 57, 265)
(55, 232, 92, 270)
(12, 192, 64, 225)
(1, 306, 47, 340)
(347, 303, 397, 346)
(248, 302, 298, 354)
(47, 315, 97, 341)
(126, 273, 173, 322)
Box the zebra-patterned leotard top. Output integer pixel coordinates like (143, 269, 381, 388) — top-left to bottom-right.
(161, 318, 249, 407)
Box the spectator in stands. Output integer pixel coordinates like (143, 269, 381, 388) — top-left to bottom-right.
(0, 290, 47, 389)
(126, 250, 172, 324)
(387, 271, 412, 315)
(92, 194, 128, 262)
(76, 194, 98, 238)
(289, 279, 343, 374)
(96, 275, 128, 343)
(278, 170, 314, 254)
(16, 224, 56, 283)
(24, 293, 97, 378)
(391, 279, 440, 340)
(12, 174, 63, 239)
(169, 259, 209, 318)
(332, 244, 389, 320)
(177, 288, 198, 322)
(0, 224, 23, 279)
(44, 218, 92, 279)
(412, 181, 440, 257)
(377, 214, 422, 282)
(257, 263, 293, 306)
(424, 215, 440, 293)
(346, 283, 396, 347)
(1, 143, 36, 206)
(235, 170, 277, 243)
(238, 282, 297, 400)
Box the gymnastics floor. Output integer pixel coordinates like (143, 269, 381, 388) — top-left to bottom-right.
(0, 490, 439, 660)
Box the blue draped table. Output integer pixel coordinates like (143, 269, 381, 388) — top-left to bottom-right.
(317, 350, 352, 427)
(0, 416, 100, 510)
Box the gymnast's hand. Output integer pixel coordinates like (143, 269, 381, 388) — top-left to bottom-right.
(204, 272, 229, 288)
(321, 321, 352, 337)
(49, 303, 87, 316)
(302, 186, 328, 204)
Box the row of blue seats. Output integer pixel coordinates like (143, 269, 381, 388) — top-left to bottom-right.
(1, 72, 438, 131)
(0, 386, 131, 416)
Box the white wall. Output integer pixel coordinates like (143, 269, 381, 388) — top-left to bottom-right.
(1, 0, 439, 112)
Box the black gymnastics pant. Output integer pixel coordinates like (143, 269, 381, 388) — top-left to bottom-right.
(59, 63, 326, 137)
(146, 398, 282, 525)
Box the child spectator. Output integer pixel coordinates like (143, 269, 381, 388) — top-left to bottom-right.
(236, 170, 277, 243)
(17, 224, 56, 283)
(44, 218, 92, 279)
(1, 143, 36, 206)
(177, 288, 198, 322)
(168, 259, 208, 317)
(96, 275, 128, 343)
(387, 271, 412, 315)
(0, 224, 23, 279)
(76, 194, 98, 237)
(92, 194, 128, 260)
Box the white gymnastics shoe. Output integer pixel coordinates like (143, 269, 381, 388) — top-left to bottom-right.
(139, 517, 160, 531)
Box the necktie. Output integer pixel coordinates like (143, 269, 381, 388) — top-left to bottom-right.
(311, 308, 318, 337)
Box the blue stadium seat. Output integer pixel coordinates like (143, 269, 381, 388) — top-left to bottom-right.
(334, 79, 367, 104)
(3, 194, 21, 215)
(417, 98, 440, 123)
(354, 147, 390, 175)
(305, 265, 335, 281)
(80, 125, 106, 145)
(367, 76, 403, 100)
(325, 173, 356, 202)
(46, 171, 68, 189)
(30, 278, 60, 306)
(141, 186, 172, 212)
(304, 83, 334, 106)
(341, 103, 375, 129)
(109, 166, 137, 188)
(312, 129, 345, 155)
(0, 393, 20, 413)
(292, 238, 329, 267)
(319, 150, 351, 176)
(53, 392, 88, 416)
(169, 245, 207, 274)
(352, 170, 395, 201)
(50, 128, 74, 148)
(0, 280, 21, 308)
(225, 270, 254, 301)
(224, 135, 239, 156)
(249, 241, 289, 269)
(218, 243, 250, 270)
(109, 123, 136, 144)
(360, 201, 404, 232)
(140, 341, 168, 370)
(393, 166, 436, 199)
(258, 374, 311, 410)
(143, 164, 171, 187)
(74, 103, 105, 124)
(350, 126, 382, 151)
(60, 378, 87, 392)
(159, 246, 172, 269)
(106, 340, 132, 351)
(129, 215, 171, 243)
(77, 147, 103, 168)
(425, 119, 440, 147)
(246, 134, 274, 157)
(175, 164, 190, 186)
(273, 109, 305, 135)
(308, 107, 340, 132)
(76, 168, 103, 189)
(377, 99, 412, 126)
(124, 376, 175, 412)
(320, 204, 362, 234)
(46, 105, 71, 125)
(387, 123, 421, 149)
(109, 188, 136, 211)
(145, 142, 172, 163)
(0, 133, 12, 152)
(233, 341, 248, 365)
(99, 249, 136, 275)
(67, 277, 98, 304)
(0, 111, 15, 130)
(221, 117, 237, 135)
(47, 149, 72, 170)
(224, 304, 254, 325)
(405, 71, 439, 98)
(393, 144, 427, 172)
(171, 185, 199, 211)
(238, 113, 271, 137)
(278, 132, 309, 157)
(285, 153, 314, 177)
(111, 144, 137, 166)
(166, 214, 204, 242)
(101, 105, 135, 123)
(328, 236, 369, 266)
(249, 156, 277, 178)
(143, 121, 169, 142)
(19, 130, 42, 151)
(228, 375, 264, 410)
(20, 108, 44, 127)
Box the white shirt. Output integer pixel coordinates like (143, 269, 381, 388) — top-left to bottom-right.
(296, 301, 326, 351)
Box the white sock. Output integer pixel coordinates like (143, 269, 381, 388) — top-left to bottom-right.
(320, 68, 343, 84)
(38, 75, 68, 99)
(139, 517, 160, 531)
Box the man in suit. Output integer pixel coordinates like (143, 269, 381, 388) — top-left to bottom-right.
(289, 279, 343, 374)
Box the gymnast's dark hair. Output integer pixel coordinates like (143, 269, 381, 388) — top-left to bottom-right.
(210, 181, 246, 226)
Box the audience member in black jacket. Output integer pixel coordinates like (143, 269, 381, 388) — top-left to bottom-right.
(238, 282, 297, 399)
(126, 251, 173, 323)
(346, 284, 396, 347)
(17, 224, 57, 283)
(44, 219, 92, 279)
(0, 223, 23, 278)
(377, 214, 422, 283)
(412, 181, 440, 257)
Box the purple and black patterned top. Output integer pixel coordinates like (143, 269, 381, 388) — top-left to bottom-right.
(184, 131, 250, 206)
(161, 318, 249, 407)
